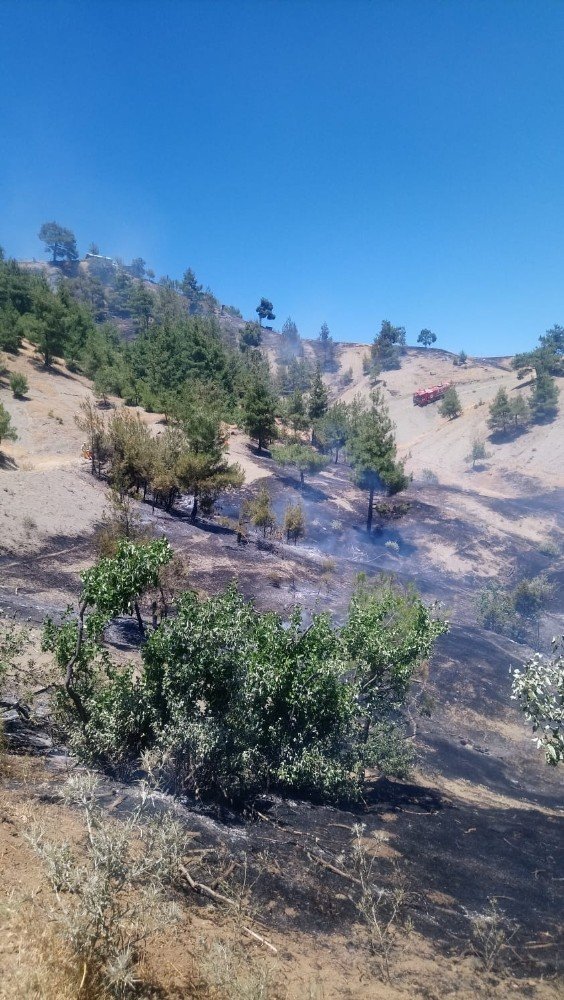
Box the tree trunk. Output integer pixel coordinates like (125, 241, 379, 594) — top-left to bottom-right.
(191, 490, 198, 522)
(366, 487, 374, 533)
(334, 447, 339, 464)
(300, 469, 305, 486)
(134, 601, 145, 637)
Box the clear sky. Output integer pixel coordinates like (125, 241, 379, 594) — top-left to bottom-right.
(1, 0, 564, 354)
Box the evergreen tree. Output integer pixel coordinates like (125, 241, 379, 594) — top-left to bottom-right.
(242, 375, 277, 451)
(417, 329, 437, 348)
(509, 394, 530, 430)
(0, 305, 22, 352)
(284, 388, 309, 432)
(38, 221, 78, 263)
(282, 316, 299, 340)
(315, 402, 349, 463)
(0, 402, 17, 447)
(308, 365, 329, 421)
(529, 374, 559, 422)
(371, 320, 406, 371)
(129, 257, 147, 278)
(130, 282, 154, 332)
(271, 441, 329, 485)
(438, 386, 462, 419)
(347, 390, 408, 532)
(488, 387, 513, 433)
(256, 297, 275, 326)
(248, 485, 276, 537)
(283, 502, 306, 543)
(239, 322, 262, 352)
(181, 268, 203, 312)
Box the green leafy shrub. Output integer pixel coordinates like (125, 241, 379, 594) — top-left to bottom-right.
(45, 546, 447, 808)
(9, 372, 28, 397)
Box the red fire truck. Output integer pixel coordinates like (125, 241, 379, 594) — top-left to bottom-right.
(412, 381, 453, 406)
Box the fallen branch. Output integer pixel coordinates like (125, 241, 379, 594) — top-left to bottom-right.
(179, 862, 233, 907)
(242, 925, 278, 954)
(179, 863, 277, 953)
(306, 851, 362, 886)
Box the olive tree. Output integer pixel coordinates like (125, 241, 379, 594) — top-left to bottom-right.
(511, 638, 563, 765)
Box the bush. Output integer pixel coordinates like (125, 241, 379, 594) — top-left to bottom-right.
(420, 468, 438, 485)
(9, 372, 28, 397)
(45, 548, 448, 809)
(27, 771, 186, 998)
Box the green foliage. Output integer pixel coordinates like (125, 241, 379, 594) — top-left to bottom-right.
(314, 402, 350, 463)
(256, 297, 275, 325)
(238, 321, 262, 352)
(38, 221, 78, 262)
(283, 502, 306, 543)
(46, 542, 447, 807)
(511, 638, 563, 765)
(438, 386, 462, 419)
(371, 320, 406, 371)
(466, 438, 489, 468)
(488, 386, 535, 433)
(247, 485, 276, 537)
(0, 305, 22, 352)
(476, 574, 553, 640)
(9, 372, 28, 397)
(29, 771, 185, 998)
(417, 329, 436, 348)
(513, 324, 564, 378)
(308, 365, 329, 420)
(347, 391, 408, 531)
(271, 441, 329, 484)
(241, 374, 277, 450)
(0, 401, 17, 445)
(81, 538, 173, 628)
(529, 373, 559, 423)
(281, 316, 299, 341)
(341, 575, 448, 729)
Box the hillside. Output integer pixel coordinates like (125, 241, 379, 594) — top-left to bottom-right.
(1, 330, 562, 999)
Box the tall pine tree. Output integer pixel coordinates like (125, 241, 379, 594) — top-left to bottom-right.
(347, 390, 408, 531)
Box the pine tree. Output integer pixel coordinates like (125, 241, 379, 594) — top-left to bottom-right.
(242, 376, 277, 451)
(509, 394, 530, 430)
(347, 390, 408, 531)
(529, 374, 559, 423)
(488, 388, 513, 433)
(0, 402, 17, 447)
(371, 320, 406, 371)
(256, 298, 275, 326)
(438, 386, 462, 419)
(248, 485, 276, 537)
(271, 441, 329, 485)
(315, 402, 349, 463)
(308, 365, 329, 421)
(283, 502, 306, 543)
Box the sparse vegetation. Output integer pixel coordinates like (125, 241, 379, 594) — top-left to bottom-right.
(466, 438, 489, 468)
(0, 401, 17, 446)
(9, 372, 28, 397)
(476, 574, 553, 641)
(27, 771, 186, 998)
(469, 897, 517, 974)
(283, 501, 306, 543)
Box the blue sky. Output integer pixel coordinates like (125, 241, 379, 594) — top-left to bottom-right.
(1, 0, 564, 354)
